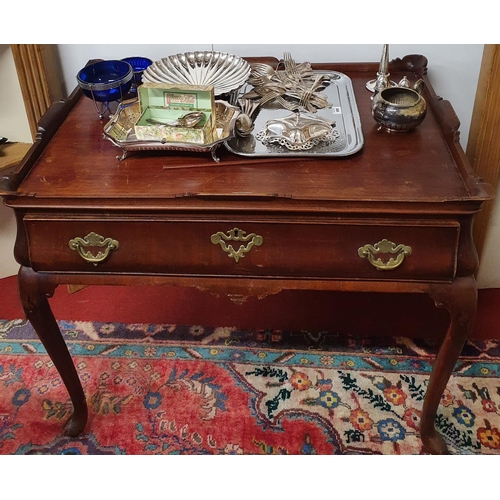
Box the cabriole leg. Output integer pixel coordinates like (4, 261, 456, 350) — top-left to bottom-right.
(18, 266, 88, 436)
(422, 276, 477, 454)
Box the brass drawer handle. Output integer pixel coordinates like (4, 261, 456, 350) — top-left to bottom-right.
(211, 227, 263, 263)
(358, 238, 412, 271)
(69, 232, 120, 266)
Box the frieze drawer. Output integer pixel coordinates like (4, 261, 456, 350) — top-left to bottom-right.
(23, 216, 460, 281)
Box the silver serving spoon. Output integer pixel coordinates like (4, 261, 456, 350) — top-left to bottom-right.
(146, 111, 204, 128)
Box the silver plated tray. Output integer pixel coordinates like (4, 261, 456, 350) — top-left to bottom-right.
(103, 98, 240, 162)
(225, 71, 364, 158)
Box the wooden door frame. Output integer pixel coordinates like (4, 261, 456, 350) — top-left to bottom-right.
(10, 44, 64, 141)
(10, 45, 74, 292)
(466, 44, 500, 260)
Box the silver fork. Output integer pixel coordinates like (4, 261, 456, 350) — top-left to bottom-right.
(256, 88, 282, 107)
(283, 52, 302, 82)
(276, 95, 299, 111)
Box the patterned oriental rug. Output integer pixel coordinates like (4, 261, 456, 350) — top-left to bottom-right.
(1, 318, 500, 455)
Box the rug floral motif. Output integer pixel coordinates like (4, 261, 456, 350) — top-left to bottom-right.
(1, 318, 500, 454)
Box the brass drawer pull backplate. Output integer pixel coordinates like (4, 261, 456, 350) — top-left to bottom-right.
(69, 232, 120, 266)
(358, 238, 412, 271)
(211, 227, 263, 263)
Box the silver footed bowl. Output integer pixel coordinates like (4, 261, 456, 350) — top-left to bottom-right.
(102, 98, 241, 162)
(141, 51, 251, 97)
(371, 85, 427, 133)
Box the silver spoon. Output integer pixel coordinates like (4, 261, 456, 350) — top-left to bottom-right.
(146, 111, 204, 128)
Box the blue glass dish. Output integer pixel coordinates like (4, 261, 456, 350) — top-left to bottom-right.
(77, 60, 134, 103)
(121, 56, 153, 84)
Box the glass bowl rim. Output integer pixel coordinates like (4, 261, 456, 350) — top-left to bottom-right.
(77, 60, 134, 91)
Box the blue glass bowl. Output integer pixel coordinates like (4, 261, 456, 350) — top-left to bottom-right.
(121, 56, 153, 84)
(77, 60, 134, 103)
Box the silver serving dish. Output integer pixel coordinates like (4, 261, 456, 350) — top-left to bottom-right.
(255, 113, 340, 151)
(141, 51, 251, 102)
(226, 70, 364, 158)
(103, 98, 240, 162)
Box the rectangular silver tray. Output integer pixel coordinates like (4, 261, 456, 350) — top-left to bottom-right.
(225, 71, 364, 158)
(103, 99, 240, 162)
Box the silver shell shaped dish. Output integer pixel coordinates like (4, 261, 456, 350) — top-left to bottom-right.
(102, 98, 240, 162)
(141, 51, 251, 97)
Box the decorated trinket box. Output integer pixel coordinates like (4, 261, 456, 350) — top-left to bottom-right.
(134, 83, 215, 144)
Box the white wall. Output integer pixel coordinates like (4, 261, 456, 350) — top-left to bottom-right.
(0, 44, 492, 286)
(0, 45, 32, 142)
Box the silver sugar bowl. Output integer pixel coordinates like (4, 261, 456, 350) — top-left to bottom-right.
(371, 78, 427, 133)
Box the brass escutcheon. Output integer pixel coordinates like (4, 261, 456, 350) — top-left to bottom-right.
(69, 232, 119, 266)
(358, 238, 412, 271)
(211, 227, 263, 263)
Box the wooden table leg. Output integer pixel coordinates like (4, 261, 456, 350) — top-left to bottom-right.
(422, 276, 477, 454)
(18, 266, 88, 436)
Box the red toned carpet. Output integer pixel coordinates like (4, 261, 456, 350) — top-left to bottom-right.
(1, 275, 500, 455)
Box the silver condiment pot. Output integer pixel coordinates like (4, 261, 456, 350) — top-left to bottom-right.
(371, 79, 427, 133)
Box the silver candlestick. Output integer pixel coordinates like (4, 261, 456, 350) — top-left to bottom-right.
(366, 44, 396, 92)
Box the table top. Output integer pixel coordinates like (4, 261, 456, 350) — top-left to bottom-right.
(2, 56, 492, 213)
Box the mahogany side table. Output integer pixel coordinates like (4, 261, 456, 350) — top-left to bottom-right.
(0, 55, 493, 454)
